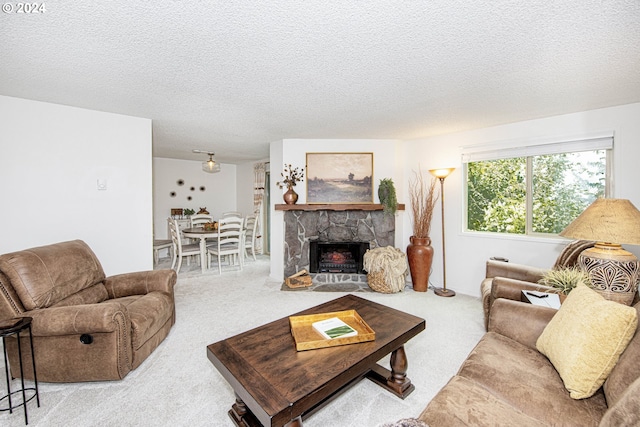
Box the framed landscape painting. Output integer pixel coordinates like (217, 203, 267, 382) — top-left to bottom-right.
(306, 152, 373, 204)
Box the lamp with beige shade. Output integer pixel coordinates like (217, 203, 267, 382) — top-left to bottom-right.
(560, 198, 640, 305)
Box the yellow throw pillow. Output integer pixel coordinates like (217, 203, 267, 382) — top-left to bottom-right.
(536, 282, 637, 399)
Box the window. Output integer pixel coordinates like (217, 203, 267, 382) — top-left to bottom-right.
(463, 134, 612, 236)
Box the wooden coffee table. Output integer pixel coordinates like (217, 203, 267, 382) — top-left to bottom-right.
(207, 294, 426, 427)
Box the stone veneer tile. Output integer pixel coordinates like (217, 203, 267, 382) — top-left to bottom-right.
(283, 210, 395, 278)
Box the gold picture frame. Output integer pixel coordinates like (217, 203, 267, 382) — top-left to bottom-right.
(306, 152, 374, 204)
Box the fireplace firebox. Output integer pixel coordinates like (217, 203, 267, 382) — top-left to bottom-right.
(309, 241, 370, 274)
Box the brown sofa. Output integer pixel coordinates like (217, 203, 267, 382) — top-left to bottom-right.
(0, 240, 177, 382)
(418, 298, 640, 426)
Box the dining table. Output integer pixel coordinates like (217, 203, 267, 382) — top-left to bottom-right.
(181, 227, 218, 273)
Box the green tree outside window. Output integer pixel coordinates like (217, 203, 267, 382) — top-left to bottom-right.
(467, 150, 606, 235)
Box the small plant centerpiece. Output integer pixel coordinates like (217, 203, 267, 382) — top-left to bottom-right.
(276, 164, 305, 205)
(378, 178, 398, 215)
(407, 170, 439, 292)
(538, 267, 592, 295)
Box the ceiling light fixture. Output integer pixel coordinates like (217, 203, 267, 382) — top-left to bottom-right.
(193, 149, 221, 173)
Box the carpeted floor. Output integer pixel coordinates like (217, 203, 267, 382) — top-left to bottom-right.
(1, 256, 485, 427)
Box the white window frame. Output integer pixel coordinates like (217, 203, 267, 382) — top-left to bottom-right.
(461, 132, 613, 237)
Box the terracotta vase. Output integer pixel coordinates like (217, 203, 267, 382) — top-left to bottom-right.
(283, 187, 298, 205)
(406, 236, 434, 292)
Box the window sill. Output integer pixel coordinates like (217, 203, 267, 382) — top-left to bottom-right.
(460, 230, 571, 245)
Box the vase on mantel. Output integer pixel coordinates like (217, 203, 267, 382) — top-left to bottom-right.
(283, 187, 298, 205)
(406, 236, 434, 292)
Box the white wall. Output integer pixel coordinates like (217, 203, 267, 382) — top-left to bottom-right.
(269, 139, 406, 281)
(152, 157, 237, 239)
(0, 95, 152, 275)
(270, 140, 285, 279)
(404, 102, 640, 297)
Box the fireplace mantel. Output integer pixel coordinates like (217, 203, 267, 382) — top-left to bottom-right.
(275, 203, 405, 211)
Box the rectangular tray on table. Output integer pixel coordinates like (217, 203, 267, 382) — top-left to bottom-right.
(289, 309, 375, 351)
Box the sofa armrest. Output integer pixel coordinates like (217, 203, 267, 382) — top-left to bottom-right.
(485, 259, 547, 282)
(488, 299, 557, 349)
(104, 269, 177, 299)
(24, 302, 130, 336)
(491, 277, 557, 301)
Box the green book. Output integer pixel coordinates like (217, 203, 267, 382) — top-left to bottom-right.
(312, 317, 358, 339)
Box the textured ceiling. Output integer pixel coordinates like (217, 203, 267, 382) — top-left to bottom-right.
(2, 1, 639, 163)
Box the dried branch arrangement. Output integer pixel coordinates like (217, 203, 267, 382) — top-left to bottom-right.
(409, 170, 439, 238)
(276, 164, 305, 190)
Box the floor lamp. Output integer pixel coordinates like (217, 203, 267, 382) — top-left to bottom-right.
(429, 168, 456, 297)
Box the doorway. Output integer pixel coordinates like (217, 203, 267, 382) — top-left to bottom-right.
(264, 171, 271, 255)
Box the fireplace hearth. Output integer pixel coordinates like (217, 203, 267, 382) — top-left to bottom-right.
(309, 241, 369, 274)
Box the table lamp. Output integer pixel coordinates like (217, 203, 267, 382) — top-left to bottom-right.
(559, 198, 640, 305)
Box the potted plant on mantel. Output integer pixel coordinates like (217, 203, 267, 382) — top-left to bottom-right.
(378, 178, 398, 215)
(407, 169, 439, 292)
(276, 164, 305, 205)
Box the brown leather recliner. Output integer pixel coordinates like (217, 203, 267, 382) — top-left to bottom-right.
(0, 240, 177, 382)
(480, 240, 595, 330)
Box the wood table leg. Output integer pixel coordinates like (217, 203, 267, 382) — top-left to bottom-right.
(228, 394, 302, 427)
(285, 416, 303, 427)
(387, 345, 413, 396)
(199, 237, 207, 273)
(365, 345, 415, 399)
(228, 394, 261, 427)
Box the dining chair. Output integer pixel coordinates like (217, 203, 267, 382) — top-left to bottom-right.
(243, 215, 259, 261)
(153, 239, 172, 265)
(190, 213, 214, 228)
(168, 218, 201, 273)
(206, 216, 244, 274)
(222, 211, 243, 218)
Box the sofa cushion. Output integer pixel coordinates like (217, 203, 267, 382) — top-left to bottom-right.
(110, 292, 173, 350)
(458, 331, 606, 425)
(0, 240, 106, 310)
(51, 283, 109, 308)
(603, 301, 640, 408)
(536, 283, 638, 399)
(419, 375, 548, 427)
(600, 376, 640, 427)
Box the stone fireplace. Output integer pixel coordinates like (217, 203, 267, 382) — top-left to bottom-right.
(309, 241, 370, 274)
(282, 207, 396, 284)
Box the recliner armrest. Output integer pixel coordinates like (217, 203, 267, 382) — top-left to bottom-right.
(488, 299, 557, 349)
(491, 277, 557, 301)
(24, 301, 130, 336)
(485, 259, 547, 282)
(104, 269, 177, 299)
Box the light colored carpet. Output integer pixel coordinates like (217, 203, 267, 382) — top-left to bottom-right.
(1, 256, 485, 427)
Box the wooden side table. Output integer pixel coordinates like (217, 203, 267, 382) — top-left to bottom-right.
(1, 317, 40, 425)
